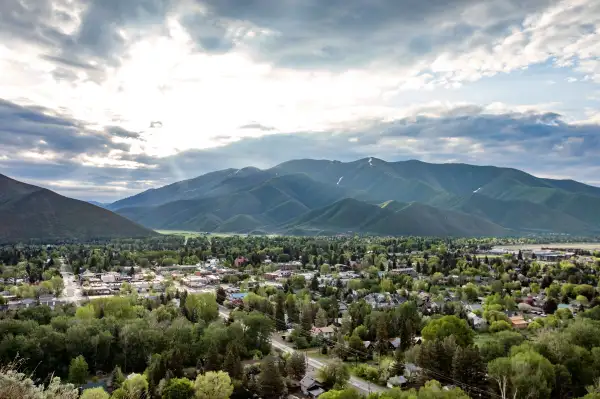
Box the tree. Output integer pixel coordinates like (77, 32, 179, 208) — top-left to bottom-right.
(185, 293, 218, 323)
(452, 345, 487, 397)
(391, 348, 405, 377)
(488, 350, 555, 399)
(301, 306, 313, 333)
(421, 315, 474, 347)
(275, 294, 287, 331)
(216, 286, 227, 305)
(205, 343, 222, 372)
(315, 308, 328, 328)
(490, 320, 512, 333)
(543, 298, 558, 314)
(257, 356, 286, 399)
(111, 366, 126, 390)
(288, 352, 307, 381)
(68, 355, 89, 385)
(311, 275, 319, 291)
(161, 378, 195, 399)
(319, 388, 363, 399)
(286, 295, 300, 324)
(112, 373, 149, 399)
(348, 334, 365, 362)
(223, 344, 242, 380)
(146, 353, 166, 396)
(80, 387, 110, 399)
(318, 360, 350, 390)
(194, 371, 233, 399)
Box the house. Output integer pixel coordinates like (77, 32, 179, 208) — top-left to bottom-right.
(310, 326, 335, 339)
(234, 256, 247, 267)
(388, 337, 401, 350)
(300, 376, 324, 398)
(387, 375, 408, 388)
(509, 315, 529, 329)
(467, 312, 487, 329)
(390, 267, 418, 278)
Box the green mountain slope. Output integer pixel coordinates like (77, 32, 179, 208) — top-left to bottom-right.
(110, 158, 600, 236)
(287, 198, 508, 237)
(0, 174, 155, 243)
(455, 194, 594, 234)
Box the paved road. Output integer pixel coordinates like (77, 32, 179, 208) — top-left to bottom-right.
(218, 307, 386, 394)
(59, 258, 83, 303)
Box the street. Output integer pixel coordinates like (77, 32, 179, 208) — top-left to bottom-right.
(218, 306, 386, 395)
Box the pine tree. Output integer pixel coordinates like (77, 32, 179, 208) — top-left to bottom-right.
(311, 274, 319, 291)
(204, 343, 221, 372)
(391, 348, 405, 377)
(258, 356, 286, 399)
(301, 306, 313, 334)
(315, 308, 328, 328)
(223, 344, 242, 380)
(452, 345, 487, 398)
(286, 295, 300, 324)
(216, 286, 226, 305)
(275, 294, 287, 331)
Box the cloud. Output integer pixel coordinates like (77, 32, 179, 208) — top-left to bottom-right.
(4, 102, 600, 201)
(2, 0, 600, 201)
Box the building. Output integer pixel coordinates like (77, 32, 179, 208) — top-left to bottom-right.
(310, 326, 335, 339)
(467, 312, 487, 329)
(509, 315, 529, 329)
(300, 376, 325, 398)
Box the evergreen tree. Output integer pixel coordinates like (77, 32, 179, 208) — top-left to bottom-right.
(315, 308, 328, 328)
(258, 356, 286, 399)
(286, 295, 300, 324)
(68, 355, 89, 385)
(223, 344, 242, 380)
(275, 294, 287, 331)
(391, 348, 405, 377)
(216, 286, 226, 305)
(301, 306, 313, 333)
(204, 343, 221, 372)
(311, 274, 319, 291)
(452, 345, 487, 397)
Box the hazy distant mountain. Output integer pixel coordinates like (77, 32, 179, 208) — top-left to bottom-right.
(88, 201, 108, 208)
(0, 174, 156, 243)
(109, 158, 600, 236)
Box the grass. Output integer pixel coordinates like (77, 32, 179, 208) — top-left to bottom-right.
(301, 348, 331, 361)
(155, 230, 204, 237)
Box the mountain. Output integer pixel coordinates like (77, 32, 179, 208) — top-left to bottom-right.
(288, 198, 508, 236)
(88, 201, 108, 208)
(0, 174, 156, 243)
(109, 158, 600, 236)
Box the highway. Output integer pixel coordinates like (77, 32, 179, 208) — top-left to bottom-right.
(218, 307, 386, 394)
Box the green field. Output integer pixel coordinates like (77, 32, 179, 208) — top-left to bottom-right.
(155, 230, 205, 237)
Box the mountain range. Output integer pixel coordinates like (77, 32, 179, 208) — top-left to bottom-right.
(0, 174, 155, 243)
(106, 158, 600, 236)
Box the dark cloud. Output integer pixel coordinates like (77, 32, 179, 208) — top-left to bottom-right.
(0, 99, 139, 158)
(4, 109, 600, 201)
(187, 0, 555, 68)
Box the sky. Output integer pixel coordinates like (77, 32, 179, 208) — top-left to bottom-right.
(1, 0, 600, 202)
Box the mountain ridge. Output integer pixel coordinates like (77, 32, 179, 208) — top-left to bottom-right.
(0, 174, 156, 243)
(104, 158, 600, 236)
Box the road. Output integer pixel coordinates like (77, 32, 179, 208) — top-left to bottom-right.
(59, 258, 83, 303)
(218, 307, 386, 395)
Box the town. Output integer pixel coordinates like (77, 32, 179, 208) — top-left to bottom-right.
(1, 235, 600, 399)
